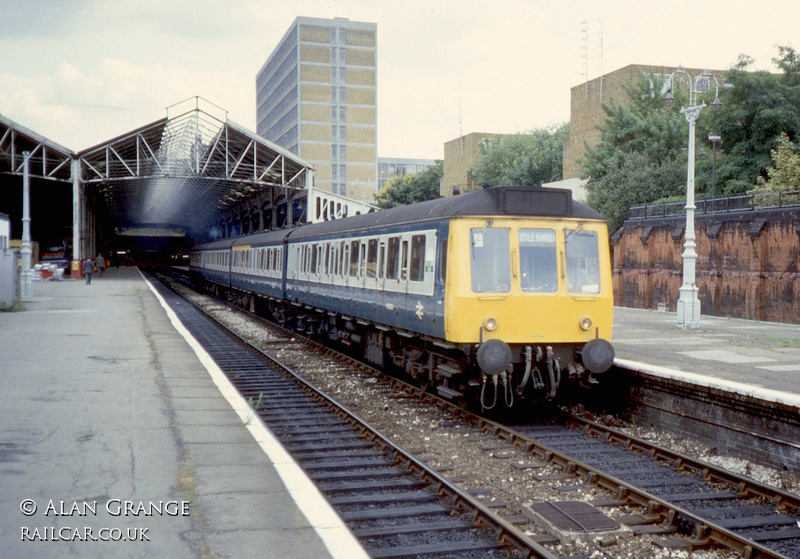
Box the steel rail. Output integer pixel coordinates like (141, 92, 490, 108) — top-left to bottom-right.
(567, 415, 800, 513)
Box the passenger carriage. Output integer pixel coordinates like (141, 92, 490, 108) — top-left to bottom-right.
(190, 186, 615, 409)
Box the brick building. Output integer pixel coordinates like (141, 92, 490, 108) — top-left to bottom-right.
(563, 64, 723, 179)
(441, 132, 500, 196)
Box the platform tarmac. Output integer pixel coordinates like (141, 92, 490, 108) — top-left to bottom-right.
(0, 266, 368, 559)
(612, 306, 800, 407)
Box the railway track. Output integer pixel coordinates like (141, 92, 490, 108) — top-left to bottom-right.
(156, 271, 800, 558)
(149, 273, 554, 559)
(515, 419, 800, 558)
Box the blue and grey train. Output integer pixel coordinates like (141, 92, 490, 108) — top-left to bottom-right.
(189, 186, 615, 410)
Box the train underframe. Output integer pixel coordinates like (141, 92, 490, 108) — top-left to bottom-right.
(215, 282, 607, 412)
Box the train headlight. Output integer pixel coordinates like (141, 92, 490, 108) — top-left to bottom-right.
(483, 317, 498, 331)
(579, 316, 593, 331)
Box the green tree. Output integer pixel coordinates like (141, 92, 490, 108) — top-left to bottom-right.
(749, 132, 800, 193)
(375, 160, 442, 209)
(707, 47, 800, 194)
(580, 47, 800, 231)
(580, 70, 688, 232)
(470, 124, 569, 187)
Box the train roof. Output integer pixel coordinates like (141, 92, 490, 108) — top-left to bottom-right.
(289, 186, 602, 240)
(195, 186, 604, 249)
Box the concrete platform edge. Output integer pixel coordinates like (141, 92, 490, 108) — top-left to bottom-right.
(614, 357, 800, 410)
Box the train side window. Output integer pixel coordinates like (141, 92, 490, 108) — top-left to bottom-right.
(311, 244, 318, 275)
(349, 241, 359, 277)
(359, 242, 367, 277)
(324, 244, 330, 275)
(400, 240, 409, 281)
(386, 237, 400, 280)
(298, 247, 304, 274)
(410, 235, 425, 281)
(366, 239, 378, 278)
(378, 242, 386, 280)
(519, 229, 557, 293)
(470, 227, 510, 293)
(438, 239, 447, 283)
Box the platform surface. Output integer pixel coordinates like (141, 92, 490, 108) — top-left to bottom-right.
(612, 306, 800, 406)
(0, 267, 367, 559)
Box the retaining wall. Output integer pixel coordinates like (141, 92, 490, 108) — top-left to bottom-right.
(612, 208, 800, 323)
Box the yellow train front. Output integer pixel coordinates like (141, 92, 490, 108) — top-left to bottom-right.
(441, 209, 614, 409)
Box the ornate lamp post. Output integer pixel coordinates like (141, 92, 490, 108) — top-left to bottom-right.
(663, 67, 721, 329)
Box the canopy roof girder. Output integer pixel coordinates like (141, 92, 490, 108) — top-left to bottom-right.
(76, 100, 314, 235)
(0, 113, 74, 182)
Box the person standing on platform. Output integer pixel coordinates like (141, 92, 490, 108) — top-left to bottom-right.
(96, 253, 105, 276)
(82, 257, 95, 285)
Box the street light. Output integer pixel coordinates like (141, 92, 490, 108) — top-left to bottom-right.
(663, 66, 721, 329)
(708, 132, 721, 205)
(20, 151, 33, 302)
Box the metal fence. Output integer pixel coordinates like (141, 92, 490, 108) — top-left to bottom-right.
(628, 190, 800, 219)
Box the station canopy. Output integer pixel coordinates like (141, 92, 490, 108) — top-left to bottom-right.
(79, 98, 314, 238)
(1, 97, 315, 239)
(0, 113, 74, 182)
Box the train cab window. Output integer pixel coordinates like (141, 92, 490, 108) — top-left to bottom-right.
(470, 227, 510, 293)
(349, 240, 359, 276)
(519, 229, 557, 293)
(386, 237, 400, 280)
(410, 235, 426, 282)
(565, 229, 601, 294)
(366, 239, 378, 278)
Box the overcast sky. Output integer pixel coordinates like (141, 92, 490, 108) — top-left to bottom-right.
(1, 0, 797, 160)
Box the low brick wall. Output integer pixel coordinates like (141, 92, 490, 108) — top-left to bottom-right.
(612, 208, 800, 324)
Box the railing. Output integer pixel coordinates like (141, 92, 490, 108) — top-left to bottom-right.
(628, 190, 800, 219)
